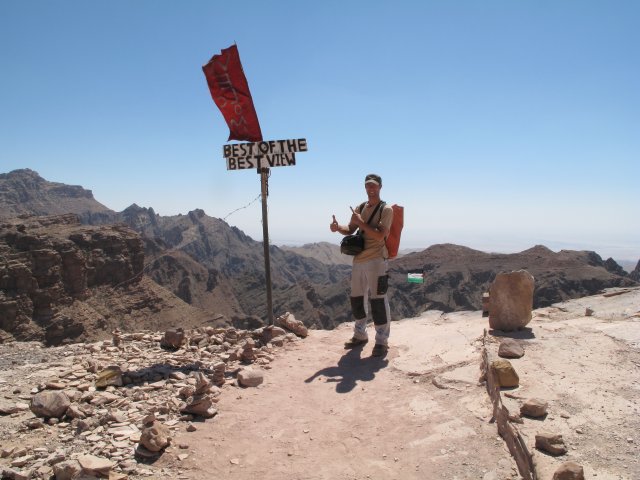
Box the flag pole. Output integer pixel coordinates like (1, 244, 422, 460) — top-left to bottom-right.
(259, 167, 274, 325)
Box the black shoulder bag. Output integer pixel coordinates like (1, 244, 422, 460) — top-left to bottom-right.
(340, 201, 384, 256)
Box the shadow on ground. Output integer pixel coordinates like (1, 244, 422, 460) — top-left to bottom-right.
(489, 327, 536, 340)
(304, 346, 389, 393)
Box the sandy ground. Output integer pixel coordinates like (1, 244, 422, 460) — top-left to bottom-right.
(163, 287, 640, 480)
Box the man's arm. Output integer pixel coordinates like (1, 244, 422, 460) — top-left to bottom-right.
(350, 205, 393, 241)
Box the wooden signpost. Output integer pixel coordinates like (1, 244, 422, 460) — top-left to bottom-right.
(223, 138, 308, 324)
(204, 45, 307, 326)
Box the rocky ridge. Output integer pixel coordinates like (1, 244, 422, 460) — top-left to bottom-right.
(389, 244, 638, 318)
(0, 169, 112, 220)
(280, 241, 352, 266)
(1, 169, 637, 343)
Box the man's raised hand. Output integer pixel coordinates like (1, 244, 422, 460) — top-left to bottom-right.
(330, 215, 339, 232)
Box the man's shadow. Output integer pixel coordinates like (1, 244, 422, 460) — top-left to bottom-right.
(304, 347, 388, 394)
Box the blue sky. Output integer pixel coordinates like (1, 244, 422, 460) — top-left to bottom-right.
(1, 1, 638, 261)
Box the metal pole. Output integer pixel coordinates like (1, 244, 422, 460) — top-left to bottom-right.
(260, 167, 274, 325)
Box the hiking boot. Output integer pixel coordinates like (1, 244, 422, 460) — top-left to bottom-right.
(371, 344, 389, 357)
(344, 337, 368, 349)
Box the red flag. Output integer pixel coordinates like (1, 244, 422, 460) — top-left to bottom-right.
(202, 45, 263, 142)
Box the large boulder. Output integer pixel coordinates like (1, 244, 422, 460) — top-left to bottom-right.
(489, 270, 534, 331)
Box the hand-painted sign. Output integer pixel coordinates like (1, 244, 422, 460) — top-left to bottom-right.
(223, 138, 307, 158)
(227, 153, 296, 170)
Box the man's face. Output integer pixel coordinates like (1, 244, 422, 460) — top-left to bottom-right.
(365, 182, 381, 197)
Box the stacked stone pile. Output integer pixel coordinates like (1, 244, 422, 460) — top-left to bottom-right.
(0, 323, 303, 479)
(482, 270, 586, 480)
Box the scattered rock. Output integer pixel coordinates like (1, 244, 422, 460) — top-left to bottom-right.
(259, 325, 288, 344)
(275, 312, 308, 338)
(238, 368, 264, 387)
(95, 366, 123, 388)
(109, 472, 129, 480)
(52, 459, 82, 480)
(30, 390, 70, 418)
(535, 432, 568, 456)
(140, 421, 171, 452)
(211, 362, 226, 387)
(192, 372, 212, 395)
(77, 454, 115, 477)
(181, 394, 217, 418)
(490, 359, 519, 387)
(0, 402, 29, 415)
(0, 321, 299, 477)
(498, 338, 525, 358)
(552, 461, 584, 480)
(160, 328, 186, 349)
(241, 338, 257, 363)
(1, 467, 31, 480)
(520, 398, 548, 418)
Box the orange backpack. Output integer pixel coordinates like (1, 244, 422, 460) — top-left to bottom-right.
(386, 204, 404, 259)
(357, 201, 404, 259)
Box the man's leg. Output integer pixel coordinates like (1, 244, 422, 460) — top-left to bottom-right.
(349, 262, 369, 341)
(367, 259, 390, 347)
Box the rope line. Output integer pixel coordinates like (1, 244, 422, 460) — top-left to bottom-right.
(1, 192, 265, 292)
(223, 193, 261, 221)
(109, 191, 262, 289)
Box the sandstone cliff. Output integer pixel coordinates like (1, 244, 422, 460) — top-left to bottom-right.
(0, 214, 215, 345)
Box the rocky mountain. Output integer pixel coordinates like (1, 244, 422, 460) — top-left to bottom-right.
(0, 214, 216, 345)
(1, 170, 353, 331)
(280, 241, 352, 266)
(389, 244, 637, 318)
(1, 168, 637, 345)
(109, 205, 352, 330)
(0, 169, 113, 220)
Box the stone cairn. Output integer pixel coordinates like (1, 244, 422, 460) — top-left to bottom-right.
(0, 321, 306, 480)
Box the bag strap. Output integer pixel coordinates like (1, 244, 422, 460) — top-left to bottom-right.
(357, 201, 384, 234)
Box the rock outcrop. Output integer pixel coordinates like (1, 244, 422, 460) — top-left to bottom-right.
(0, 214, 143, 344)
(0, 214, 215, 344)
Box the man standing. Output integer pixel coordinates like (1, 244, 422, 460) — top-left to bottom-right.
(330, 174, 394, 357)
